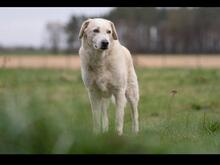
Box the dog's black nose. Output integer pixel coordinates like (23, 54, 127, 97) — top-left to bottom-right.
(101, 40, 109, 49)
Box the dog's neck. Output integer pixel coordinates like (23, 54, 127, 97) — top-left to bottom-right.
(87, 50, 109, 67)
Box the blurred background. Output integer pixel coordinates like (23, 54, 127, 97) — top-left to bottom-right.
(1, 7, 220, 54)
(1, 7, 220, 154)
(1, 7, 220, 69)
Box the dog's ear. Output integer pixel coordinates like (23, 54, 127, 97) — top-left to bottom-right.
(79, 19, 91, 39)
(110, 21, 118, 40)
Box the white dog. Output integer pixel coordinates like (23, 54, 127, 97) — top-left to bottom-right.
(78, 18, 139, 135)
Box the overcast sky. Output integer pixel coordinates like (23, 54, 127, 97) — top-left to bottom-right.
(0, 7, 113, 48)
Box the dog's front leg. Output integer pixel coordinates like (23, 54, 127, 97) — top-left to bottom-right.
(114, 89, 127, 136)
(88, 90, 102, 134)
(101, 98, 109, 133)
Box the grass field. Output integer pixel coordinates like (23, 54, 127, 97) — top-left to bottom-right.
(0, 67, 220, 154)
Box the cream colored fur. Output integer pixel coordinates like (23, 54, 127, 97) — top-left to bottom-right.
(78, 18, 139, 135)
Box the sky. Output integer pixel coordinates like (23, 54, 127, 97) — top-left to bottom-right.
(0, 7, 113, 48)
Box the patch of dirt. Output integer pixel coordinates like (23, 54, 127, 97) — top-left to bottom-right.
(0, 54, 220, 69)
(134, 54, 220, 69)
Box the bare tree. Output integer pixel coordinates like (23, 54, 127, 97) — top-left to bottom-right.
(46, 22, 66, 54)
(65, 16, 87, 53)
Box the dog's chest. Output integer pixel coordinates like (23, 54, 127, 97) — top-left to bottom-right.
(85, 64, 116, 95)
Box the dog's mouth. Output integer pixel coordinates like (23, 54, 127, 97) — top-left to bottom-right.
(94, 45, 108, 50)
(100, 46, 108, 50)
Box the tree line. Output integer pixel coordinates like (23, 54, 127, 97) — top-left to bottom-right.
(43, 7, 220, 54)
(1, 7, 220, 55)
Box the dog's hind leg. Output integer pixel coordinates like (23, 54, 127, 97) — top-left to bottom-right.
(126, 83, 139, 134)
(114, 89, 127, 136)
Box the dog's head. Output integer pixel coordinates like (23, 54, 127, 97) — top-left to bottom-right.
(79, 18, 118, 50)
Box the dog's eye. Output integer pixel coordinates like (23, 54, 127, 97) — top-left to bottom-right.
(107, 30, 111, 34)
(93, 29, 100, 33)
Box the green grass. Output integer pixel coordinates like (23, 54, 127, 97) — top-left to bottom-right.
(0, 68, 220, 154)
